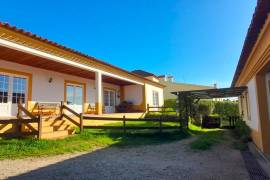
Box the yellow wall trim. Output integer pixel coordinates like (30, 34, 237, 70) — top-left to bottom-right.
(0, 67, 32, 108)
(236, 15, 270, 86)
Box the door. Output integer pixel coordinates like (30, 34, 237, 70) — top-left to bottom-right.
(0, 74, 27, 117)
(104, 89, 115, 113)
(152, 90, 159, 111)
(0, 74, 11, 116)
(66, 83, 84, 113)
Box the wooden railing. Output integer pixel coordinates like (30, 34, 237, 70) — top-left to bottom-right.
(0, 102, 41, 139)
(83, 115, 181, 133)
(147, 104, 176, 113)
(60, 102, 83, 132)
(18, 102, 42, 139)
(32, 102, 60, 116)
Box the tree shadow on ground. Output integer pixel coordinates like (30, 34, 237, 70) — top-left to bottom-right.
(4, 123, 224, 180)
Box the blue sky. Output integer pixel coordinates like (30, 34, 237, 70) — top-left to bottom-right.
(0, 1, 256, 87)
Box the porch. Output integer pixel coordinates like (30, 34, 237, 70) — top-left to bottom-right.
(0, 43, 147, 117)
(0, 100, 147, 139)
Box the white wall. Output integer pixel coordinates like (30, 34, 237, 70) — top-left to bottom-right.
(0, 60, 120, 105)
(243, 78, 259, 131)
(145, 83, 164, 107)
(124, 84, 143, 105)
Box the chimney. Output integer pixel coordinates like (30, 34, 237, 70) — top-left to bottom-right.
(158, 75, 166, 81)
(167, 75, 174, 82)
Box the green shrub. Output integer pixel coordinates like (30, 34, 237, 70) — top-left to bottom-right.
(233, 120, 251, 143)
(213, 101, 239, 119)
(198, 103, 211, 115)
(164, 99, 177, 110)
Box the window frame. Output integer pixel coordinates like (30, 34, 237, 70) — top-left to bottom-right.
(104, 89, 116, 107)
(152, 90, 159, 107)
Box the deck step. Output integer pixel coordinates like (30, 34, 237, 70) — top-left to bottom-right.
(42, 126, 54, 133)
(43, 119, 74, 127)
(53, 124, 71, 131)
(42, 125, 72, 133)
(41, 129, 75, 139)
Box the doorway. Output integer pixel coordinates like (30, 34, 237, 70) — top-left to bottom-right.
(104, 89, 116, 113)
(65, 83, 84, 113)
(0, 73, 28, 117)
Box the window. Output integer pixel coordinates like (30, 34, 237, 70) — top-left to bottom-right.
(67, 85, 75, 105)
(66, 84, 83, 105)
(104, 91, 109, 106)
(0, 75, 9, 103)
(109, 91, 115, 106)
(12, 77, 26, 104)
(75, 87, 83, 105)
(104, 90, 115, 106)
(243, 91, 251, 120)
(152, 91, 159, 107)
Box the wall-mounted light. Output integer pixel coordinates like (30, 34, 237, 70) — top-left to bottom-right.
(48, 77, 53, 83)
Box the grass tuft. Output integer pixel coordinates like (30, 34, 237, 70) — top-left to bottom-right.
(189, 123, 224, 150)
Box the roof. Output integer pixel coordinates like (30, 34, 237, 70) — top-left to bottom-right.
(171, 87, 247, 99)
(132, 70, 157, 78)
(160, 79, 214, 99)
(232, 0, 270, 87)
(0, 22, 164, 87)
(160, 80, 213, 90)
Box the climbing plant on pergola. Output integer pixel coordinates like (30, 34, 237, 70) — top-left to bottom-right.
(171, 87, 247, 129)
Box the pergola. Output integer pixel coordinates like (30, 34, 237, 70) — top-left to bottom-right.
(171, 87, 247, 99)
(171, 87, 247, 128)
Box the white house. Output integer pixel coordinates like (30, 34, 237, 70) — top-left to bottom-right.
(0, 22, 165, 118)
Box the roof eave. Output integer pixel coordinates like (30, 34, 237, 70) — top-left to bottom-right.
(231, 0, 270, 87)
(0, 22, 164, 88)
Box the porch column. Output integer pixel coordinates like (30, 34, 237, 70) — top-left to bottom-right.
(95, 71, 103, 114)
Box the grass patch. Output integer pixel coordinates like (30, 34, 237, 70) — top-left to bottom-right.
(231, 121, 251, 151)
(189, 123, 224, 150)
(105, 121, 180, 128)
(0, 131, 114, 160)
(0, 121, 189, 160)
(0, 121, 224, 159)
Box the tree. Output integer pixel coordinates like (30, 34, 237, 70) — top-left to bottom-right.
(213, 101, 239, 118)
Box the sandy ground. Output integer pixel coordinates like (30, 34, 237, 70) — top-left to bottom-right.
(0, 132, 249, 180)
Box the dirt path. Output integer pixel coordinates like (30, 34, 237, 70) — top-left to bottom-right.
(0, 132, 249, 180)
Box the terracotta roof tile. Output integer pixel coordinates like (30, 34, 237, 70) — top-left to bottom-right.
(132, 70, 157, 77)
(232, 0, 270, 86)
(0, 22, 164, 87)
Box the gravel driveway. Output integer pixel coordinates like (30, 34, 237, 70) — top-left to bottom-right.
(0, 132, 249, 180)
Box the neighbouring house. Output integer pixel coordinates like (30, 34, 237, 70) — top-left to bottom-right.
(158, 75, 215, 99)
(0, 22, 165, 118)
(232, 0, 270, 153)
(132, 70, 214, 100)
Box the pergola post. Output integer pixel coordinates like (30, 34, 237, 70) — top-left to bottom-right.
(177, 93, 189, 129)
